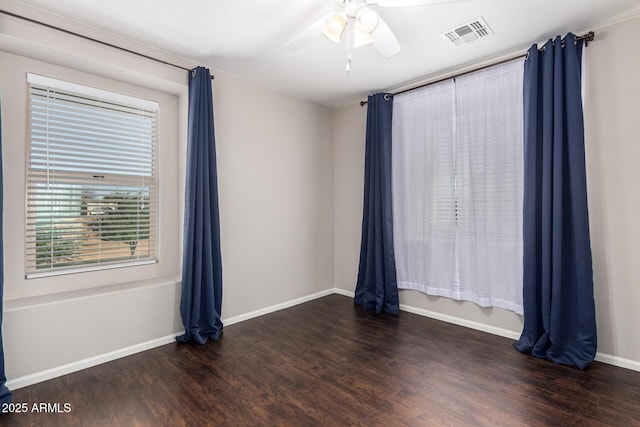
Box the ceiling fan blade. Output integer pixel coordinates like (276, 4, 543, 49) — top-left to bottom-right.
(285, 13, 336, 50)
(371, 0, 461, 7)
(371, 16, 401, 57)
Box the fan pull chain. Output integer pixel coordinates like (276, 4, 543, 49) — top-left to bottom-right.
(346, 19, 352, 74)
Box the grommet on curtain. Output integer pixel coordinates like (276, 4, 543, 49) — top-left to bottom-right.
(191, 69, 196, 77)
(384, 94, 391, 101)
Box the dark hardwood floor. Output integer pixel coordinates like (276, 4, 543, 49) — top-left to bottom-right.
(2, 294, 639, 426)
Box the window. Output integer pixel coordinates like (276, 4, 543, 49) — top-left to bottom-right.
(391, 59, 524, 314)
(25, 73, 158, 278)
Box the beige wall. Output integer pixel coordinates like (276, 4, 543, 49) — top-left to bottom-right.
(213, 70, 334, 319)
(583, 15, 640, 365)
(1, 0, 638, 389)
(0, 2, 334, 386)
(334, 15, 640, 367)
(333, 103, 367, 297)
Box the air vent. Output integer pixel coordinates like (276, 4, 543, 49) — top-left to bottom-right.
(441, 17, 493, 48)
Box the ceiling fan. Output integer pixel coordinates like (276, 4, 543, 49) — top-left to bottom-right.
(286, 0, 462, 70)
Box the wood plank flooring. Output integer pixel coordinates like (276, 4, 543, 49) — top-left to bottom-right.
(2, 294, 639, 426)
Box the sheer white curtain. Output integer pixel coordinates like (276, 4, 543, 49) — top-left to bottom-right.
(392, 59, 524, 314)
(392, 80, 457, 298)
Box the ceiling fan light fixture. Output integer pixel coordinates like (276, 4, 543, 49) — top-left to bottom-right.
(355, 8, 378, 33)
(353, 28, 374, 47)
(323, 13, 347, 43)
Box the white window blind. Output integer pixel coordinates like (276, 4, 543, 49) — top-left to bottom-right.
(26, 74, 159, 278)
(392, 59, 524, 314)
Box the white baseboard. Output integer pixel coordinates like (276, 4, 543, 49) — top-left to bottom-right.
(399, 303, 522, 340)
(223, 288, 335, 326)
(335, 290, 640, 372)
(7, 287, 638, 390)
(334, 287, 520, 340)
(399, 301, 639, 372)
(6, 288, 338, 390)
(595, 352, 640, 372)
(335, 288, 520, 339)
(333, 288, 354, 298)
(6, 334, 180, 390)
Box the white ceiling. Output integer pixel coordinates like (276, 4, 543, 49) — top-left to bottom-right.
(10, 0, 640, 108)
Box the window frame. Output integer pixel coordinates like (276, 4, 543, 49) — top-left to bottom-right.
(25, 73, 160, 279)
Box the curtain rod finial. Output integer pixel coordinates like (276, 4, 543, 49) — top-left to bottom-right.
(585, 31, 595, 47)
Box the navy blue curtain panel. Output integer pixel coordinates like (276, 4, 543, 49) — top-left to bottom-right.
(354, 93, 399, 315)
(0, 98, 12, 403)
(514, 34, 597, 369)
(177, 67, 223, 344)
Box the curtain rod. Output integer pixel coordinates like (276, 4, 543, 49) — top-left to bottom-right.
(360, 31, 594, 106)
(0, 9, 213, 79)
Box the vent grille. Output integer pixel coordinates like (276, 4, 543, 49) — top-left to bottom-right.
(441, 17, 493, 47)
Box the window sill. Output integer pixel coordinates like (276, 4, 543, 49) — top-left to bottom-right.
(4, 274, 181, 313)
